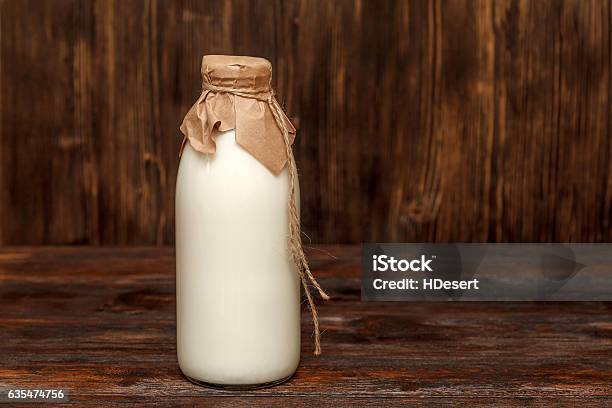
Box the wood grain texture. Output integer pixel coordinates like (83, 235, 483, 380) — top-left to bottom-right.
(0, 0, 611, 245)
(0, 246, 610, 406)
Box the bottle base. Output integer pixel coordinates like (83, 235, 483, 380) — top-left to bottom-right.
(184, 373, 294, 390)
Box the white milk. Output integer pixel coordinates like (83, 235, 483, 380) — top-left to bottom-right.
(175, 129, 301, 386)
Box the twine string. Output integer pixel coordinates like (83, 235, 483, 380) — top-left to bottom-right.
(200, 82, 330, 355)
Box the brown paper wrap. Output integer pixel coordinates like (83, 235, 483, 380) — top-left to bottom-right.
(179, 55, 329, 355)
(180, 55, 296, 174)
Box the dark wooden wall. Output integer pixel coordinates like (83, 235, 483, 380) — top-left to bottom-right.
(1, 0, 611, 245)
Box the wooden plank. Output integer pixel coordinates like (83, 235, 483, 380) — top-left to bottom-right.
(0, 0, 88, 245)
(87, 0, 163, 244)
(399, 0, 496, 242)
(73, 0, 99, 245)
(493, 0, 611, 242)
(0, 246, 610, 405)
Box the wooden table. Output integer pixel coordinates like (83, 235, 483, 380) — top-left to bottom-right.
(1, 247, 610, 406)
